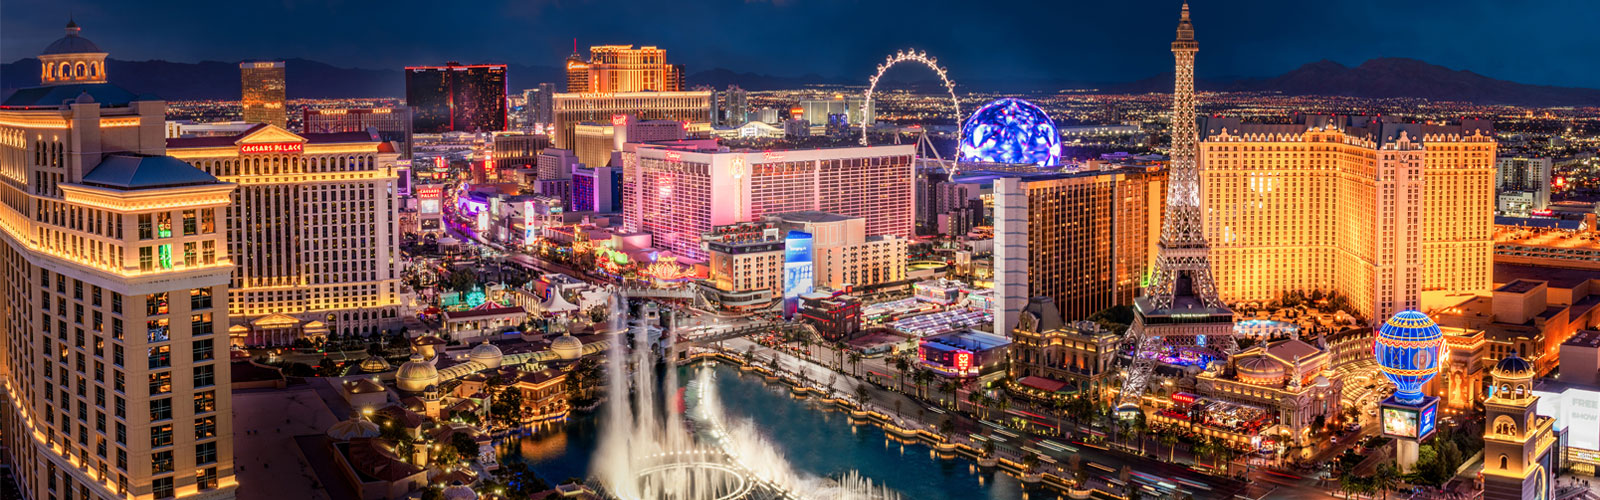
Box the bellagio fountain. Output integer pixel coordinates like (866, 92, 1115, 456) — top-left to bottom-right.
(593, 296, 897, 500)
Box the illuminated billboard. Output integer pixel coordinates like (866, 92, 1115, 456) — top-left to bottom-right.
(782, 231, 814, 318)
(417, 185, 443, 215)
(1381, 395, 1438, 440)
(1382, 407, 1418, 438)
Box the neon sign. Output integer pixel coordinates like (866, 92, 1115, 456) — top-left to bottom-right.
(612, 114, 629, 126)
(955, 351, 972, 372)
(664, 151, 682, 162)
(240, 142, 304, 154)
(761, 152, 785, 162)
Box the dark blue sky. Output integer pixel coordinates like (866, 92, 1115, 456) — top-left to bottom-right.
(5, 0, 1598, 88)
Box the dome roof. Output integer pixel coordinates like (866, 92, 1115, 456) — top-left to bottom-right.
(1314, 374, 1331, 387)
(1235, 355, 1285, 379)
(359, 355, 391, 373)
(1379, 310, 1440, 339)
(442, 484, 478, 500)
(43, 21, 103, 56)
(395, 354, 439, 393)
(326, 417, 380, 441)
(467, 341, 503, 369)
(550, 333, 583, 360)
(1494, 354, 1535, 379)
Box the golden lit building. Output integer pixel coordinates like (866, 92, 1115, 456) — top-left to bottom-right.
(238, 61, 286, 129)
(1482, 355, 1555, 500)
(1199, 115, 1496, 324)
(702, 222, 785, 311)
(166, 125, 402, 342)
(992, 165, 1167, 333)
(551, 91, 712, 149)
(1193, 338, 1344, 448)
(1008, 297, 1122, 398)
(0, 21, 237, 500)
(564, 45, 683, 93)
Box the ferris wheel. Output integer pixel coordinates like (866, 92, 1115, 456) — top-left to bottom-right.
(861, 49, 962, 149)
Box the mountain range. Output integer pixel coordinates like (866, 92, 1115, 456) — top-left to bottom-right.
(5, 57, 1599, 107)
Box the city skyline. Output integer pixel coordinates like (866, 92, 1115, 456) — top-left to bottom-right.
(3, 0, 1600, 90)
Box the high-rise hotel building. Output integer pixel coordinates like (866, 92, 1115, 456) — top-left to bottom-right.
(238, 61, 286, 129)
(551, 91, 712, 150)
(564, 45, 684, 94)
(302, 107, 414, 158)
(1199, 115, 1496, 322)
(992, 165, 1167, 333)
(165, 126, 403, 342)
(0, 21, 237, 500)
(404, 63, 508, 134)
(626, 144, 914, 261)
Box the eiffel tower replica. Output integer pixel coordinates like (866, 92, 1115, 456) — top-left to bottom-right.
(1115, 2, 1237, 415)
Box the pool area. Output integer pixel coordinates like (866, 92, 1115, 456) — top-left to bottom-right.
(1233, 319, 1300, 339)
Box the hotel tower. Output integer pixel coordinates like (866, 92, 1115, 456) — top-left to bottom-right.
(0, 21, 236, 500)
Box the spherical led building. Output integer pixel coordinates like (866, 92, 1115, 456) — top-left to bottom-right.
(395, 354, 440, 393)
(1375, 310, 1444, 404)
(958, 98, 1061, 167)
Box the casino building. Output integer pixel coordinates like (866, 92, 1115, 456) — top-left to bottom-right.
(166, 125, 403, 342)
(0, 21, 237, 500)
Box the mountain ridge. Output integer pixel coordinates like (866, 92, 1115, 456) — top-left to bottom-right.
(4, 57, 1597, 106)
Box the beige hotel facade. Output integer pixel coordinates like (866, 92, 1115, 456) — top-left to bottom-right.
(1199, 115, 1496, 323)
(0, 21, 236, 500)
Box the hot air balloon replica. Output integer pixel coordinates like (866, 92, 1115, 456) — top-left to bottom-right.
(1374, 309, 1443, 471)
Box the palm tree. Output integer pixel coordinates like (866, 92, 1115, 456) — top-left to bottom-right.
(1132, 412, 1148, 454)
(848, 351, 863, 377)
(1021, 453, 1040, 475)
(1373, 462, 1400, 500)
(967, 391, 985, 420)
(1160, 432, 1180, 463)
(854, 384, 872, 410)
(993, 395, 1011, 426)
(893, 355, 910, 393)
(1051, 398, 1071, 436)
(913, 369, 933, 400)
(938, 380, 958, 410)
(981, 438, 996, 459)
(1193, 437, 1214, 470)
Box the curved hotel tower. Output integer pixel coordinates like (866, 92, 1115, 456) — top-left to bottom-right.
(0, 22, 236, 500)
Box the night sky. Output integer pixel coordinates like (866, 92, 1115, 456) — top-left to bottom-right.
(4, 0, 1597, 88)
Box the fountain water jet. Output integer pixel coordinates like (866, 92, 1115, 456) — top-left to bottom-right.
(593, 293, 898, 500)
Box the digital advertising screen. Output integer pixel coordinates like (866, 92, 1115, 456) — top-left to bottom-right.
(782, 231, 814, 318)
(1420, 404, 1437, 438)
(1382, 407, 1419, 439)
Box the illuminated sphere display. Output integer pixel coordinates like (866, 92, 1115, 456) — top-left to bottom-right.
(1375, 310, 1444, 405)
(958, 98, 1061, 166)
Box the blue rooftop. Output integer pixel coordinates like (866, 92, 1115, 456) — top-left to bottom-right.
(81, 154, 219, 190)
(1, 83, 147, 108)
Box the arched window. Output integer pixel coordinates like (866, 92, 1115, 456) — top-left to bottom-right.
(75, 62, 86, 78)
(1499, 454, 1508, 470)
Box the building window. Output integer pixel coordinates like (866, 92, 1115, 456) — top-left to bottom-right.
(152, 450, 175, 475)
(197, 467, 218, 491)
(150, 424, 172, 448)
(147, 319, 169, 343)
(157, 244, 173, 270)
(138, 214, 152, 239)
(147, 345, 170, 369)
(156, 212, 172, 238)
(195, 416, 216, 439)
(194, 390, 215, 413)
(182, 210, 197, 236)
(196, 441, 217, 465)
(150, 398, 171, 420)
(191, 287, 212, 310)
(183, 242, 196, 267)
(193, 365, 214, 388)
(139, 247, 153, 272)
(192, 313, 212, 337)
(193, 339, 214, 361)
(200, 208, 215, 233)
(146, 292, 168, 316)
(202, 240, 216, 264)
(149, 372, 171, 395)
(152, 476, 175, 500)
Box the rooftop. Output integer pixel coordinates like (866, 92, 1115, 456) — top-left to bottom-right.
(1564, 330, 1600, 349)
(1496, 263, 1600, 290)
(1494, 225, 1600, 250)
(773, 211, 857, 223)
(1496, 279, 1545, 294)
(80, 154, 220, 190)
(1, 83, 144, 108)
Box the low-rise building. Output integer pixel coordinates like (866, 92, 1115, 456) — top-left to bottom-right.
(917, 329, 1011, 379)
(1188, 338, 1345, 448)
(773, 211, 909, 294)
(799, 291, 862, 341)
(702, 222, 785, 311)
(1007, 297, 1121, 399)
